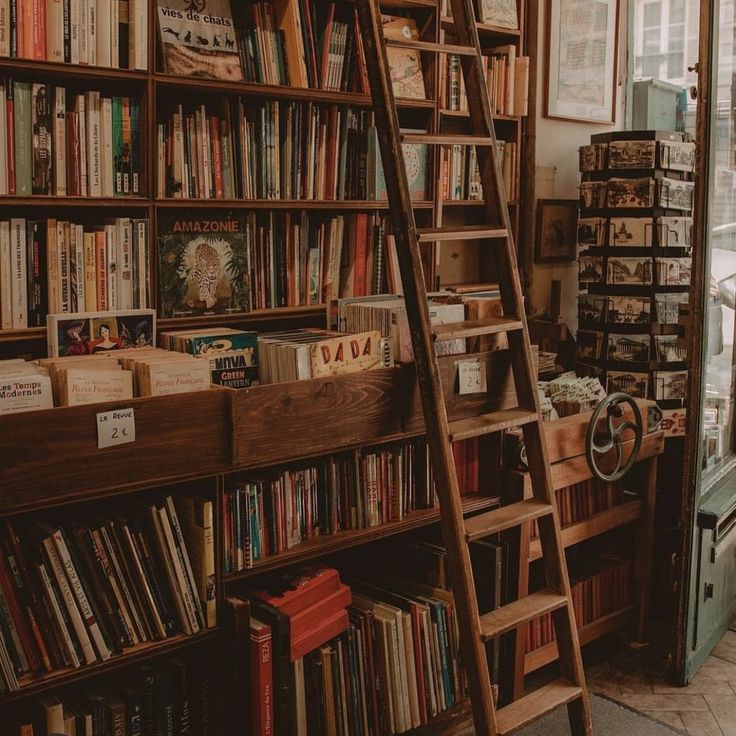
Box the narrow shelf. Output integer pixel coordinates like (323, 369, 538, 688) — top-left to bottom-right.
(1, 629, 219, 705)
(440, 16, 522, 40)
(223, 494, 497, 581)
(527, 499, 644, 561)
(154, 198, 434, 210)
(0, 196, 150, 207)
(440, 109, 521, 123)
(155, 73, 436, 110)
(0, 57, 148, 82)
(523, 607, 634, 674)
(441, 199, 518, 207)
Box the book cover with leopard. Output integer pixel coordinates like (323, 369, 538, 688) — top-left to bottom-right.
(157, 210, 251, 318)
(157, 0, 243, 81)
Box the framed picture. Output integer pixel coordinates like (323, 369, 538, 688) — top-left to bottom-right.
(546, 0, 619, 123)
(535, 199, 578, 262)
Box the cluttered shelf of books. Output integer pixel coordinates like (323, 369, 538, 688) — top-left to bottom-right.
(0, 0, 529, 349)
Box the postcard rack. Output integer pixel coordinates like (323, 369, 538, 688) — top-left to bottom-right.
(575, 130, 694, 416)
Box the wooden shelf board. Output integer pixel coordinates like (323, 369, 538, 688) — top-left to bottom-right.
(154, 73, 435, 110)
(2, 629, 218, 705)
(406, 700, 472, 735)
(223, 495, 497, 581)
(523, 607, 634, 674)
(0, 196, 150, 207)
(440, 17, 522, 39)
(440, 109, 521, 123)
(527, 500, 644, 561)
(441, 199, 518, 207)
(0, 58, 148, 81)
(154, 198, 434, 210)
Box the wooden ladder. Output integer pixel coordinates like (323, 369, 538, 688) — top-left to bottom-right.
(355, 1, 593, 734)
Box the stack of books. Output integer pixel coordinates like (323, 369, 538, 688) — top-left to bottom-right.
(0, 495, 211, 692)
(0, 217, 151, 329)
(0, 81, 142, 197)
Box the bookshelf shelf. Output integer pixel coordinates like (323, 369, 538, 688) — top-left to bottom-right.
(528, 499, 645, 561)
(153, 198, 434, 211)
(153, 73, 436, 110)
(222, 495, 497, 582)
(440, 109, 521, 123)
(0, 58, 149, 82)
(0, 196, 151, 207)
(523, 607, 634, 674)
(1, 630, 219, 706)
(440, 16, 522, 40)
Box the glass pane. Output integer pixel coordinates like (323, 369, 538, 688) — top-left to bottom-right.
(644, 1, 662, 26)
(702, 0, 736, 477)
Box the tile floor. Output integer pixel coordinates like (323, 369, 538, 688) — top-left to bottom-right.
(586, 628, 736, 735)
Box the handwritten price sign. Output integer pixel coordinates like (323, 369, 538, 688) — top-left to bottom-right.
(97, 408, 136, 449)
(457, 360, 487, 395)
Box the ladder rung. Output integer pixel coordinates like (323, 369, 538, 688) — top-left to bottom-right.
(449, 407, 537, 441)
(401, 133, 493, 146)
(478, 588, 568, 641)
(464, 500, 553, 541)
(385, 38, 477, 56)
(433, 317, 523, 341)
(497, 679, 583, 735)
(417, 226, 508, 242)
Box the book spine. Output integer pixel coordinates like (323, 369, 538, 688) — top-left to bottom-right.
(86, 0, 95, 64)
(76, 93, 87, 195)
(105, 223, 116, 308)
(73, 224, 85, 312)
(251, 624, 274, 736)
(95, 0, 109, 65)
(31, 83, 51, 195)
(58, 221, 69, 312)
(86, 90, 100, 195)
(44, 219, 58, 314)
(36, 561, 81, 668)
(94, 229, 106, 309)
(45, 0, 63, 61)
(53, 87, 66, 195)
(113, 95, 122, 195)
(0, 220, 11, 329)
(101, 95, 113, 196)
(0, 0, 8, 57)
(9, 218, 26, 328)
(69, 0, 78, 63)
(76, 0, 86, 63)
(82, 230, 96, 311)
(13, 80, 30, 194)
(130, 0, 145, 69)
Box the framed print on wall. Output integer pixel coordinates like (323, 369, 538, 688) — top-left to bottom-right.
(546, 0, 619, 123)
(535, 199, 578, 262)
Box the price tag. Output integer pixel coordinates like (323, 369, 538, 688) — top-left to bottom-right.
(97, 408, 136, 449)
(457, 360, 487, 395)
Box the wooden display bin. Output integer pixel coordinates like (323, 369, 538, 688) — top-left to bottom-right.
(230, 367, 409, 469)
(0, 388, 231, 513)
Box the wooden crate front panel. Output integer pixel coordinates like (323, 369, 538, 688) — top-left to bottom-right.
(403, 351, 517, 434)
(0, 389, 231, 513)
(231, 368, 407, 468)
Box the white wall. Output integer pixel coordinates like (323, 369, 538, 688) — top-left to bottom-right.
(529, 0, 629, 333)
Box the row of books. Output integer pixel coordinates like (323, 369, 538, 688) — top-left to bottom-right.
(441, 46, 529, 117)
(157, 99, 425, 202)
(438, 141, 517, 202)
(529, 479, 627, 538)
(0, 80, 142, 197)
(0, 0, 147, 68)
(10, 657, 213, 735)
(524, 554, 634, 653)
(222, 439, 480, 572)
(231, 565, 465, 736)
(0, 217, 150, 329)
(156, 210, 394, 318)
(0, 494, 213, 692)
(233, 1, 369, 92)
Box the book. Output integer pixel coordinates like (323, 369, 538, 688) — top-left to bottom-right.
(381, 15, 426, 99)
(250, 615, 274, 736)
(157, 0, 243, 81)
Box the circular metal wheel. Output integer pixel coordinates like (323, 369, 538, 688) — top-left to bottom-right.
(585, 393, 643, 482)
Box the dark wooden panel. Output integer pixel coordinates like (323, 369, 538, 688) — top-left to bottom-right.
(231, 368, 406, 468)
(0, 389, 231, 513)
(402, 351, 517, 434)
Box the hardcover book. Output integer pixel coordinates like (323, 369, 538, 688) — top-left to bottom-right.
(476, 0, 518, 29)
(381, 15, 426, 99)
(157, 211, 251, 318)
(157, 0, 243, 81)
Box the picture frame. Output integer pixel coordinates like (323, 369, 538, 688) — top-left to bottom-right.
(545, 0, 619, 124)
(535, 199, 578, 262)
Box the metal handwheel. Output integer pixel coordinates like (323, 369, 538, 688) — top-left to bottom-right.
(586, 392, 643, 482)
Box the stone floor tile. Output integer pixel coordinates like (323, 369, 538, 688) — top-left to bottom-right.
(712, 632, 736, 666)
(643, 711, 687, 731)
(614, 693, 710, 712)
(703, 695, 736, 735)
(680, 711, 724, 736)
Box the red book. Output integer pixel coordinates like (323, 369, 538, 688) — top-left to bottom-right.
(352, 213, 368, 298)
(290, 583, 351, 641)
(250, 616, 274, 736)
(95, 230, 107, 310)
(31, 0, 46, 60)
(250, 565, 341, 616)
(210, 116, 223, 199)
(291, 607, 348, 661)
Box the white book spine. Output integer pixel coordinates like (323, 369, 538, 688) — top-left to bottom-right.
(58, 221, 69, 312)
(96, 0, 110, 66)
(53, 87, 66, 196)
(75, 95, 88, 196)
(119, 217, 132, 309)
(36, 562, 81, 669)
(42, 536, 97, 665)
(77, 0, 88, 63)
(0, 0, 8, 57)
(0, 221, 11, 330)
(9, 219, 26, 329)
(52, 529, 111, 661)
(136, 219, 147, 307)
(158, 506, 200, 634)
(87, 0, 96, 65)
(131, 0, 146, 70)
(74, 224, 85, 310)
(109, 0, 118, 68)
(105, 223, 117, 309)
(45, 0, 64, 61)
(100, 96, 113, 196)
(86, 91, 101, 196)
(70, 0, 80, 64)
(0, 84, 5, 195)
